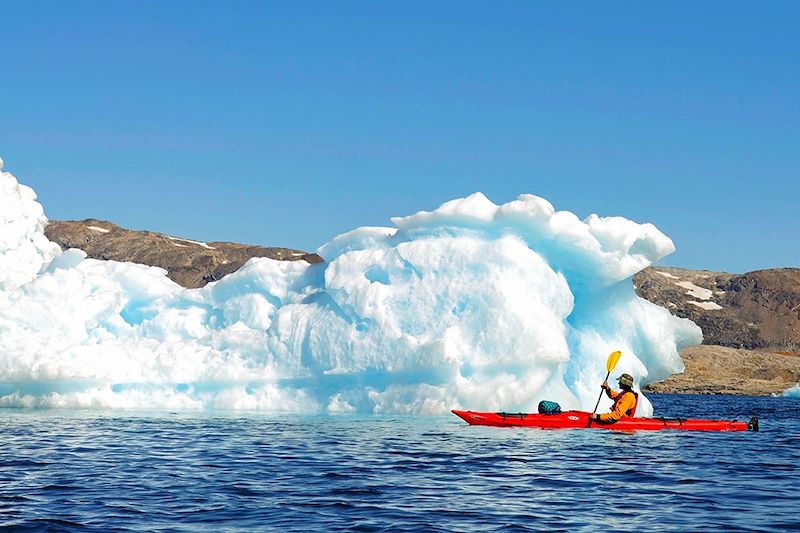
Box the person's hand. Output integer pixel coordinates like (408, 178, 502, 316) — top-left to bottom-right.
(601, 380, 609, 390)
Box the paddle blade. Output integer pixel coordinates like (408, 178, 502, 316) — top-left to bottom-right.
(606, 351, 622, 373)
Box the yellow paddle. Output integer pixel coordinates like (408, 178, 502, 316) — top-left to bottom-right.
(588, 350, 622, 427)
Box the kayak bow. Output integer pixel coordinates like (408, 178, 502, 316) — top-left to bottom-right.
(452, 409, 758, 432)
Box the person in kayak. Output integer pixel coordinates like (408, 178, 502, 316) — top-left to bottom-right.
(588, 373, 638, 424)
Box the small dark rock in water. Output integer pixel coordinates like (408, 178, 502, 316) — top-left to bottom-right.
(45, 219, 323, 289)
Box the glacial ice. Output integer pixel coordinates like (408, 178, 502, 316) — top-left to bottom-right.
(0, 158, 702, 414)
(782, 384, 800, 398)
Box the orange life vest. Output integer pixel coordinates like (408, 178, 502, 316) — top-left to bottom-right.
(598, 389, 638, 422)
(623, 391, 639, 417)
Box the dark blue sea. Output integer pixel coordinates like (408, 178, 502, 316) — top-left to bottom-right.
(1, 394, 798, 532)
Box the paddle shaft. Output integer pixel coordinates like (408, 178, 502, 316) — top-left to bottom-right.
(591, 371, 611, 416)
(587, 370, 611, 427)
(588, 351, 621, 428)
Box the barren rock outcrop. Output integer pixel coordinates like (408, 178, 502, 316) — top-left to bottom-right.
(643, 345, 800, 395)
(45, 219, 323, 289)
(634, 266, 800, 351)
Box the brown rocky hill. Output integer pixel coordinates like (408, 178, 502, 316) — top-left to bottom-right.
(634, 266, 800, 395)
(634, 266, 800, 351)
(45, 219, 323, 288)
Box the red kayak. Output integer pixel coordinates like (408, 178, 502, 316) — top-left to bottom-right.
(452, 409, 758, 432)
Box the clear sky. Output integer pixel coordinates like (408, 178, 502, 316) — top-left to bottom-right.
(2, 1, 797, 273)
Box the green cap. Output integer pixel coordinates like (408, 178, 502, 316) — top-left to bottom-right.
(618, 373, 634, 388)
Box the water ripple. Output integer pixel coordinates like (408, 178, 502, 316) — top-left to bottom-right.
(0, 394, 797, 531)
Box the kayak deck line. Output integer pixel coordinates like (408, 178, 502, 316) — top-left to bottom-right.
(452, 409, 759, 432)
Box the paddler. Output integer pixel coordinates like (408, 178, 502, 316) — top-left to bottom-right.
(588, 373, 638, 423)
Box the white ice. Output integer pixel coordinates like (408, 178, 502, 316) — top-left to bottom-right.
(781, 384, 800, 398)
(0, 158, 61, 290)
(0, 159, 702, 414)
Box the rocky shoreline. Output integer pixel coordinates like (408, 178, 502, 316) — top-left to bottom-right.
(643, 344, 800, 396)
(634, 266, 800, 396)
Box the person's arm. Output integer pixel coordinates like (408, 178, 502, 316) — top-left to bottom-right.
(597, 392, 636, 423)
(601, 381, 619, 400)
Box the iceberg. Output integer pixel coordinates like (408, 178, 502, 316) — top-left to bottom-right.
(782, 384, 800, 398)
(0, 158, 702, 414)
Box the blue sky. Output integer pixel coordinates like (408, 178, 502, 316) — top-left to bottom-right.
(2, 1, 797, 273)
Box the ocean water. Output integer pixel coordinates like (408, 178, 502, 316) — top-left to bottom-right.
(1, 394, 797, 532)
